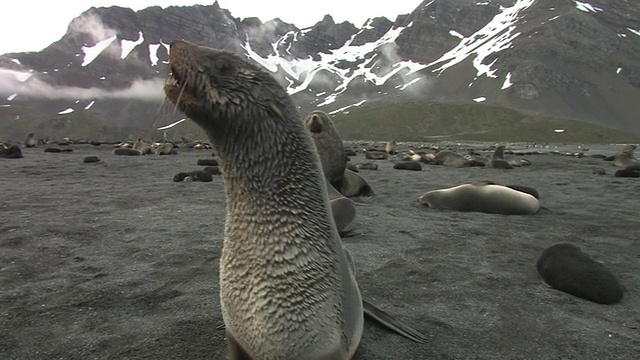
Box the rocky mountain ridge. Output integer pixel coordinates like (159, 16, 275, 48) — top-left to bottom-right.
(1, 0, 639, 136)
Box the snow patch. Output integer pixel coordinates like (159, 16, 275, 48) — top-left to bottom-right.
(399, 78, 422, 90)
(85, 100, 96, 110)
(58, 108, 75, 115)
(628, 28, 640, 37)
(7, 93, 17, 101)
(554, 129, 565, 133)
(121, 31, 144, 59)
(11, 58, 21, 65)
(82, 35, 117, 67)
(157, 118, 187, 130)
(449, 30, 464, 39)
(242, 22, 427, 104)
(473, 97, 486, 102)
(501, 72, 513, 89)
(574, 1, 603, 13)
(149, 44, 160, 66)
(428, 0, 536, 79)
(328, 99, 367, 115)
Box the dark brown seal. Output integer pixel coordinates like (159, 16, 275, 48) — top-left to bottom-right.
(537, 242, 623, 304)
(164, 39, 425, 360)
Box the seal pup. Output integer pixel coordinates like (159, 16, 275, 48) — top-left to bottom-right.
(385, 140, 397, 155)
(303, 110, 348, 185)
(613, 144, 639, 167)
(302, 110, 374, 199)
(23, 133, 36, 148)
(417, 181, 540, 215)
(164, 39, 425, 360)
(490, 145, 513, 169)
(537, 242, 623, 304)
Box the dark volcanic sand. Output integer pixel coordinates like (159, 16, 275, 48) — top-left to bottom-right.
(1, 144, 638, 359)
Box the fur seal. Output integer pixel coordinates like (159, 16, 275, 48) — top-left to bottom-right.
(302, 110, 374, 199)
(536, 242, 623, 304)
(164, 39, 425, 360)
(83, 156, 101, 163)
(23, 133, 36, 148)
(355, 162, 378, 171)
(393, 161, 422, 171)
(155, 142, 177, 155)
(614, 169, 640, 178)
(490, 145, 513, 169)
(418, 181, 540, 215)
(385, 140, 397, 155)
(113, 148, 142, 156)
(0, 144, 23, 158)
(613, 145, 639, 167)
(197, 158, 219, 166)
(364, 149, 388, 160)
(433, 150, 471, 167)
(303, 110, 348, 185)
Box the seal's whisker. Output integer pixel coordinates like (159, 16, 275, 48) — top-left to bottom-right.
(174, 81, 187, 114)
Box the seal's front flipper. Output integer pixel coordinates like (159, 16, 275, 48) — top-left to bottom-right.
(227, 331, 254, 360)
(362, 299, 428, 343)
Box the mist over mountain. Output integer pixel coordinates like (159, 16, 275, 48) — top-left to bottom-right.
(1, 0, 639, 138)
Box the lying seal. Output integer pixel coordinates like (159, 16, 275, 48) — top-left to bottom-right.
(613, 145, 639, 167)
(490, 145, 513, 169)
(434, 150, 471, 167)
(364, 149, 388, 160)
(0, 144, 23, 159)
(155, 142, 176, 155)
(113, 148, 142, 156)
(164, 39, 424, 360)
(326, 181, 358, 237)
(393, 161, 422, 171)
(418, 181, 540, 215)
(536, 242, 623, 304)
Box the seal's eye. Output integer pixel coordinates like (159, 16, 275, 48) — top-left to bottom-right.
(214, 58, 231, 73)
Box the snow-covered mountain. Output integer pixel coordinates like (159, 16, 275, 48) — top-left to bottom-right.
(1, 0, 639, 134)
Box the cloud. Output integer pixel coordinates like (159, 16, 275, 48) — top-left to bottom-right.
(0, 68, 165, 101)
(70, 12, 117, 43)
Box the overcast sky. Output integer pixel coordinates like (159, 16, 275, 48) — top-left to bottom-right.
(0, 0, 424, 55)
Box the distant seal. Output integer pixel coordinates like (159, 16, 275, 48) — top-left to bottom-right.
(355, 162, 378, 171)
(164, 39, 425, 359)
(614, 169, 640, 178)
(0, 144, 23, 159)
(83, 156, 101, 163)
(385, 140, 397, 155)
(113, 148, 142, 156)
(393, 161, 422, 171)
(302, 110, 348, 185)
(364, 149, 388, 160)
(536, 242, 623, 304)
(490, 145, 513, 169)
(417, 181, 540, 215)
(613, 144, 639, 167)
(302, 110, 374, 198)
(434, 150, 471, 167)
(23, 133, 36, 148)
(197, 158, 219, 166)
(155, 142, 177, 155)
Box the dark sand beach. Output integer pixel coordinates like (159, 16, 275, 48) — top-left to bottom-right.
(1, 143, 638, 359)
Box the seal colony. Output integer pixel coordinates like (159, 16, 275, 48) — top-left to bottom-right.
(164, 40, 425, 359)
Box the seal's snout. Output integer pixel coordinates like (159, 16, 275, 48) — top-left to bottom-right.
(307, 115, 323, 133)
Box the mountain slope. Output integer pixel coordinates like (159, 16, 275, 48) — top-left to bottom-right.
(1, 0, 639, 139)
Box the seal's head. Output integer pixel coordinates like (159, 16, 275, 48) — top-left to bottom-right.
(164, 40, 289, 137)
(302, 110, 348, 185)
